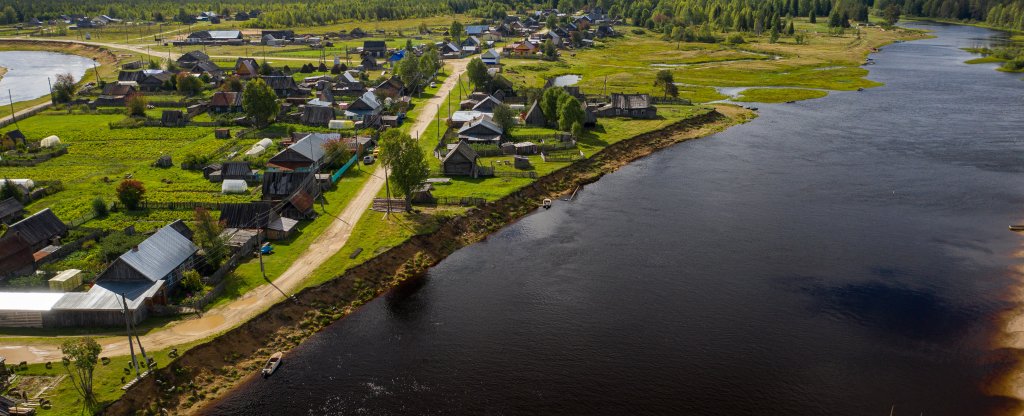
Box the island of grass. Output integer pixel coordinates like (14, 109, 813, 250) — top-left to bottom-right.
(962, 46, 1024, 72)
(734, 87, 829, 103)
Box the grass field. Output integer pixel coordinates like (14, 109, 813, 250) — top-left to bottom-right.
(734, 87, 829, 102)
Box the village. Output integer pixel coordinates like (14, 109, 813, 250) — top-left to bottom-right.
(0, 7, 681, 334)
(0, 1, 922, 413)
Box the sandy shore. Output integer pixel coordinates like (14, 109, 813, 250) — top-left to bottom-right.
(0, 66, 7, 80)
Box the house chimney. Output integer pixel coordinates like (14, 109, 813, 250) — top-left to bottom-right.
(131, 245, 139, 252)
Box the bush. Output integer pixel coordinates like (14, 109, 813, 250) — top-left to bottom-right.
(631, 28, 645, 35)
(91, 197, 108, 218)
(116, 179, 146, 210)
(727, 33, 745, 44)
(180, 269, 204, 293)
(126, 95, 148, 117)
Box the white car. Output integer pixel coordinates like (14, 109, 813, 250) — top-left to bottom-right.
(430, 82, 437, 88)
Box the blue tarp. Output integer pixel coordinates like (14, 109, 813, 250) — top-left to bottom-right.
(388, 50, 406, 62)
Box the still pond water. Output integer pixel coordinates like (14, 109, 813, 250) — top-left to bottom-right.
(0, 51, 96, 104)
(208, 22, 1024, 415)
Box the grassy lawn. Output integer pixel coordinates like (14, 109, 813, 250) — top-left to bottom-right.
(734, 87, 829, 103)
(3, 340, 204, 416)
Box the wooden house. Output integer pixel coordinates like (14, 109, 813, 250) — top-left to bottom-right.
(95, 221, 197, 289)
(176, 50, 210, 69)
(93, 83, 138, 107)
(267, 133, 338, 171)
(161, 110, 185, 127)
(235, 57, 260, 79)
(375, 77, 406, 98)
(7, 208, 68, 252)
(210, 91, 243, 113)
(260, 75, 302, 98)
(481, 48, 501, 66)
(219, 202, 298, 240)
(362, 40, 388, 58)
(524, 100, 546, 126)
(0, 197, 25, 225)
(442, 141, 482, 177)
(301, 106, 335, 127)
(594, 93, 657, 119)
(138, 70, 173, 92)
(457, 116, 504, 143)
(360, 56, 381, 71)
(344, 91, 382, 120)
(472, 95, 503, 112)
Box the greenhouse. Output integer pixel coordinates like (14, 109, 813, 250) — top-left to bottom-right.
(39, 135, 61, 148)
(221, 179, 248, 194)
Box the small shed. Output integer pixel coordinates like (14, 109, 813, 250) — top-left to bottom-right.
(441, 141, 481, 177)
(410, 183, 434, 204)
(0, 197, 25, 225)
(215, 128, 231, 139)
(49, 269, 83, 292)
(161, 110, 185, 127)
(39, 135, 61, 148)
(513, 155, 531, 169)
(513, 141, 538, 155)
(221, 179, 248, 194)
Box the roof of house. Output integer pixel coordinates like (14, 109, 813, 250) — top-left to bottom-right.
(101, 83, 136, 97)
(210, 91, 242, 107)
(110, 221, 197, 283)
(466, 25, 489, 35)
(482, 48, 500, 59)
(178, 50, 210, 62)
(339, 71, 361, 84)
(3, 129, 25, 140)
(458, 116, 503, 135)
(208, 30, 242, 39)
(260, 75, 299, 91)
(235, 57, 259, 74)
(442, 140, 480, 165)
(0, 197, 24, 219)
(524, 100, 546, 125)
(193, 60, 223, 74)
(6, 208, 66, 248)
(52, 279, 164, 311)
(350, 91, 382, 111)
(472, 95, 503, 111)
(363, 40, 387, 50)
(0, 292, 65, 311)
(219, 202, 274, 229)
(262, 170, 312, 198)
(608, 93, 652, 109)
(222, 161, 252, 177)
(302, 106, 335, 125)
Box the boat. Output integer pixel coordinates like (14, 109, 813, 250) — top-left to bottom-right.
(542, 198, 552, 209)
(1010, 225, 1024, 232)
(262, 352, 283, 378)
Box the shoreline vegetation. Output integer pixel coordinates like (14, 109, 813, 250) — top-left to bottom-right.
(105, 106, 753, 415)
(0, 66, 7, 81)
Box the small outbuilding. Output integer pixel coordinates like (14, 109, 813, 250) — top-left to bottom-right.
(49, 269, 83, 292)
(441, 141, 482, 177)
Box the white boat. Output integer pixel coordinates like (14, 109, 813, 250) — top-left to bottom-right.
(542, 198, 552, 209)
(262, 352, 283, 378)
(1010, 225, 1024, 232)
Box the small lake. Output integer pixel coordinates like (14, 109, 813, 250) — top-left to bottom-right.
(209, 22, 1024, 416)
(548, 74, 581, 87)
(0, 51, 96, 105)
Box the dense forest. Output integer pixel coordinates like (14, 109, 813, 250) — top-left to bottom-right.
(0, 0, 1021, 31)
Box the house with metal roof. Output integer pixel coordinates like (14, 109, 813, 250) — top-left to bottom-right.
(595, 93, 657, 119)
(267, 132, 339, 171)
(176, 50, 210, 68)
(219, 202, 298, 240)
(362, 40, 388, 57)
(344, 91, 382, 120)
(457, 116, 504, 143)
(481, 48, 501, 66)
(96, 221, 199, 289)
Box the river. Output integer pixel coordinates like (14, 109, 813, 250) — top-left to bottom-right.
(0, 51, 96, 104)
(208, 22, 1024, 415)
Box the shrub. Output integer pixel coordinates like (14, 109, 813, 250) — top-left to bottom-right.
(91, 197, 108, 218)
(727, 33, 745, 44)
(126, 95, 147, 117)
(116, 179, 146, 210)
(180, 269, 204, 293)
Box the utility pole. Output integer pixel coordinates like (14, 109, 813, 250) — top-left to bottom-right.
(8, 90, 19, 130)
(120, 293, 141, 379)
(92, 62, 100, 85)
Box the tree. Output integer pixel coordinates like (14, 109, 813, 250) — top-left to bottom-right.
(787, 20, 795, 35)
(571, 121, 583, 138)
(466, 58, 490, 91)
(180, 269, 204, 293)
(92, 196, 108, 218)
(543, 39, 558, 59)
(126, 94, 147, 117)
(322, 138, 352, 169)
(259, 61, 273, 75)
(61, 338, 101, 409)
(654, 70, 677, 98)
(558, 96, 585, 132)
(222, 76, 243, 92)
(0, 6, 16, 25)
(541, 88, 568, 126)
(378, 129, 428, 212)
(116, 179, 145, 210)
(449, 20, 463, 44)
(396, 55, 423, 93)
(193, 207, 226, 267)
(175, 73, 204, 96)
(883, 4, 901, 26)
(492, 104, 517, 135)
(242, 78, 280, 128)
(52, 73, 76, 104)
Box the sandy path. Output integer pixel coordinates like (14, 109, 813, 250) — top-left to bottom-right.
(0, 58, 468, 364)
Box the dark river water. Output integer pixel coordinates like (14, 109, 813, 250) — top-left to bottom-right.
(208, 22, 1024, 415)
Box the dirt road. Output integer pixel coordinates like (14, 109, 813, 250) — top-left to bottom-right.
(0, 59, 469, 364)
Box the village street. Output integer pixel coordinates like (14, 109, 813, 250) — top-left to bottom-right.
(0, 55, 469, 364)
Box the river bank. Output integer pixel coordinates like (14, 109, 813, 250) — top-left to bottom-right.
(97, 105, 752, 415)
(0, 40, 118, 114)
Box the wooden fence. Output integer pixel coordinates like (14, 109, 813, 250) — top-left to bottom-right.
(0, 146, 68, 167)
(651, 97, 693, 105)
(37, 229, 106, 266)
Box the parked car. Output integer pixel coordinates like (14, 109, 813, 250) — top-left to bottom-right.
(363, 155, 375, 165)
(430, 82, 437, 88)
